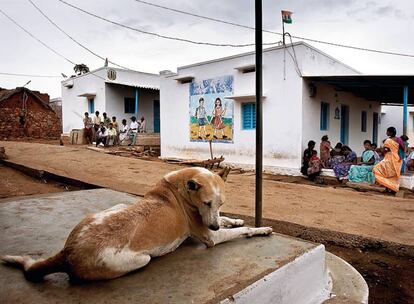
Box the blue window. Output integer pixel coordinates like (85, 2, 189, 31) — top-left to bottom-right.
(242, 103, 256, 130)
(88, 98, 94, 113)
(124, 97, 135, 114)
(320, 102, 329, 131)
(361, 111, 367, 132)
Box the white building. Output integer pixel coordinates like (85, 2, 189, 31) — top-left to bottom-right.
(160, 42, 413, 174)
(380, 105, 414, 146)
(61, 67, 160, 134)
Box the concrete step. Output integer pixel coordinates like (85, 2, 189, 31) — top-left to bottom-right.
(0, 189, 367, 304)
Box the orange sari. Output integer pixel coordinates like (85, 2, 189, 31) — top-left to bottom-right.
(373, 138, 402, 192)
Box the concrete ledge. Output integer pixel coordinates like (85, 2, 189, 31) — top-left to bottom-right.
(325, 252, 369, 304)
(0, 189, 367, 304)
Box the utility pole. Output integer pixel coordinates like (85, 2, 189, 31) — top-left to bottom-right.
(255, 0, 263, 227)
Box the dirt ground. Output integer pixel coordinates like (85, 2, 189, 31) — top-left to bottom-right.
(0, 165, 75, 199)
(1, 141, 413, 248)
(1, 141, 414, 302)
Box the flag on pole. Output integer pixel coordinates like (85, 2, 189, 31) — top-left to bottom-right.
(281, 10, 293, 24)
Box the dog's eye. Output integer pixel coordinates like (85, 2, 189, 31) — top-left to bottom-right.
(204, 201, 212, 207)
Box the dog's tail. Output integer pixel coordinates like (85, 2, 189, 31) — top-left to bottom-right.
(1, 251, 66, 281)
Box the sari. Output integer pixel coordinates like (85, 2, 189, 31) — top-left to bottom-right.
(333, 152, 357, 179)
(373, 138, 402, 192)
(348, 150, 376, 183)
(320, 141, 331, 167)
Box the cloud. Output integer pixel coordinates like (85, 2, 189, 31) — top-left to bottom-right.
(0, 0, 413, 98)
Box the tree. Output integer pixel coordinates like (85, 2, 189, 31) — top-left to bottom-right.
(73, 64, 90, 76)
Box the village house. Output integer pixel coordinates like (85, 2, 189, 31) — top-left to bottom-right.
(61, 67, 160, 135)
(0, 87, 61, 139)
(160, 42, 414, 174)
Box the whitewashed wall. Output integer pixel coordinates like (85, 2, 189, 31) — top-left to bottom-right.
(380, 105, 414, 146)
(61, 69, 106, 133)
(160, 43, 358, 173)
(302, 83, 382, 156)
(104, 84, 159, 132)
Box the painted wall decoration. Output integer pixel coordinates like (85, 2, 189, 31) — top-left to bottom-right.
(189, 75, 234, 143)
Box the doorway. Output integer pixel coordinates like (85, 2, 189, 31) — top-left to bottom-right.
(372, 112, 379, 144)
(340, 105, 349, 145)
(153, 100, 160, 133)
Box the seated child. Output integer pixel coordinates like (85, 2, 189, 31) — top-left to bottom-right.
(307, 150, 322, 181)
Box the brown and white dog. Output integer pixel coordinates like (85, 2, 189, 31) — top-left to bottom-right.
(1, 167, 272, 281)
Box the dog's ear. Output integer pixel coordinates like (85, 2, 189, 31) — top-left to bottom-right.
(187, 180, 201, 191)
(217, 167, 230, 182)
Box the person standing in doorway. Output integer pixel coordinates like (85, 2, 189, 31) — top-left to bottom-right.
(83, 112, 93, 144)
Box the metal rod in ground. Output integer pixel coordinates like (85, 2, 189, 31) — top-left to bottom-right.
(209, 140, 213, 160)
(255, 0, 263, 227)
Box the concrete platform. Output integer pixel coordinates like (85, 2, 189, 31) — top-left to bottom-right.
(0, 189, 367, 304)
(321, 168, 414, 190)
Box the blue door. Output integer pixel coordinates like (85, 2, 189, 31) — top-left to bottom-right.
(372, 112, 379, 144)
(153, 100, 160, 133)
(340, 105, 349, 145)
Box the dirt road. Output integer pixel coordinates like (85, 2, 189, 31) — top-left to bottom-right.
(1, 141, 413, 247)
(0, 165, 67, 198)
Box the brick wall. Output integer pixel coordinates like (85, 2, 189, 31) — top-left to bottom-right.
(0, 92, 62, 139)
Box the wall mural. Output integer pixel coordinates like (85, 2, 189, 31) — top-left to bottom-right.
(189, 75, 234, 143)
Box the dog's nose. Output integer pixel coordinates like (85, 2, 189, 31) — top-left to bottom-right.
(209, 224, 220, 231)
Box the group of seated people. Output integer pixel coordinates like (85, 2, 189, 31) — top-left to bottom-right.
(83, 111, 146, 147)
(301, 127, 413, 192)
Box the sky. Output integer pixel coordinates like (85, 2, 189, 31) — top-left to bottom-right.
(1, 0, 414, 98)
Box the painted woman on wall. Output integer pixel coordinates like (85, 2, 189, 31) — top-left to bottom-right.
(211, 97, 227, 139)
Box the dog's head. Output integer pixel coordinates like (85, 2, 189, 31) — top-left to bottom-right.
(165, 167, 230, 231)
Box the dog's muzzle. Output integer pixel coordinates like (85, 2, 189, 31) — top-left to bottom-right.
(209, 224, 220, 231)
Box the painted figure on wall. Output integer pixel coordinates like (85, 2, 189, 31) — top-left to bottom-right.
(211, 97, 227, 139)
(195, 97, 209, 139)
(189, 75, 233, 143)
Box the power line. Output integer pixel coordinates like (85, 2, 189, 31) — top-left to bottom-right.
(56, 0, 278, 48)
(0, 8, 76, 65)
(28, 0, 137, 71)
(0, 72, 61, 78)
(0, 8, 106, 81)
(131, 0, 414, 58)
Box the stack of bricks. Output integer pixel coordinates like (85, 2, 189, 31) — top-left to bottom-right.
(0, 90, 62, 139)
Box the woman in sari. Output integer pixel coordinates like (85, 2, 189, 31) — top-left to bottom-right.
(320, 135, 331, 168)
(301, 140, 316, 176)
(348, 140, 377, 183)
(327, 143, 344, 169)
(373, 127, 403, 192)
(332, 145, 357, 180)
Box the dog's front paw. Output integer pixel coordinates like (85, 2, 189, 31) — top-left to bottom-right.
(257, 227, 273, 235)
(247, 227, 273, 237)
(232, 219, 244, 227)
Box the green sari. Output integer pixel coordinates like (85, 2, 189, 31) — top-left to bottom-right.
(348, 150, 376, 183)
